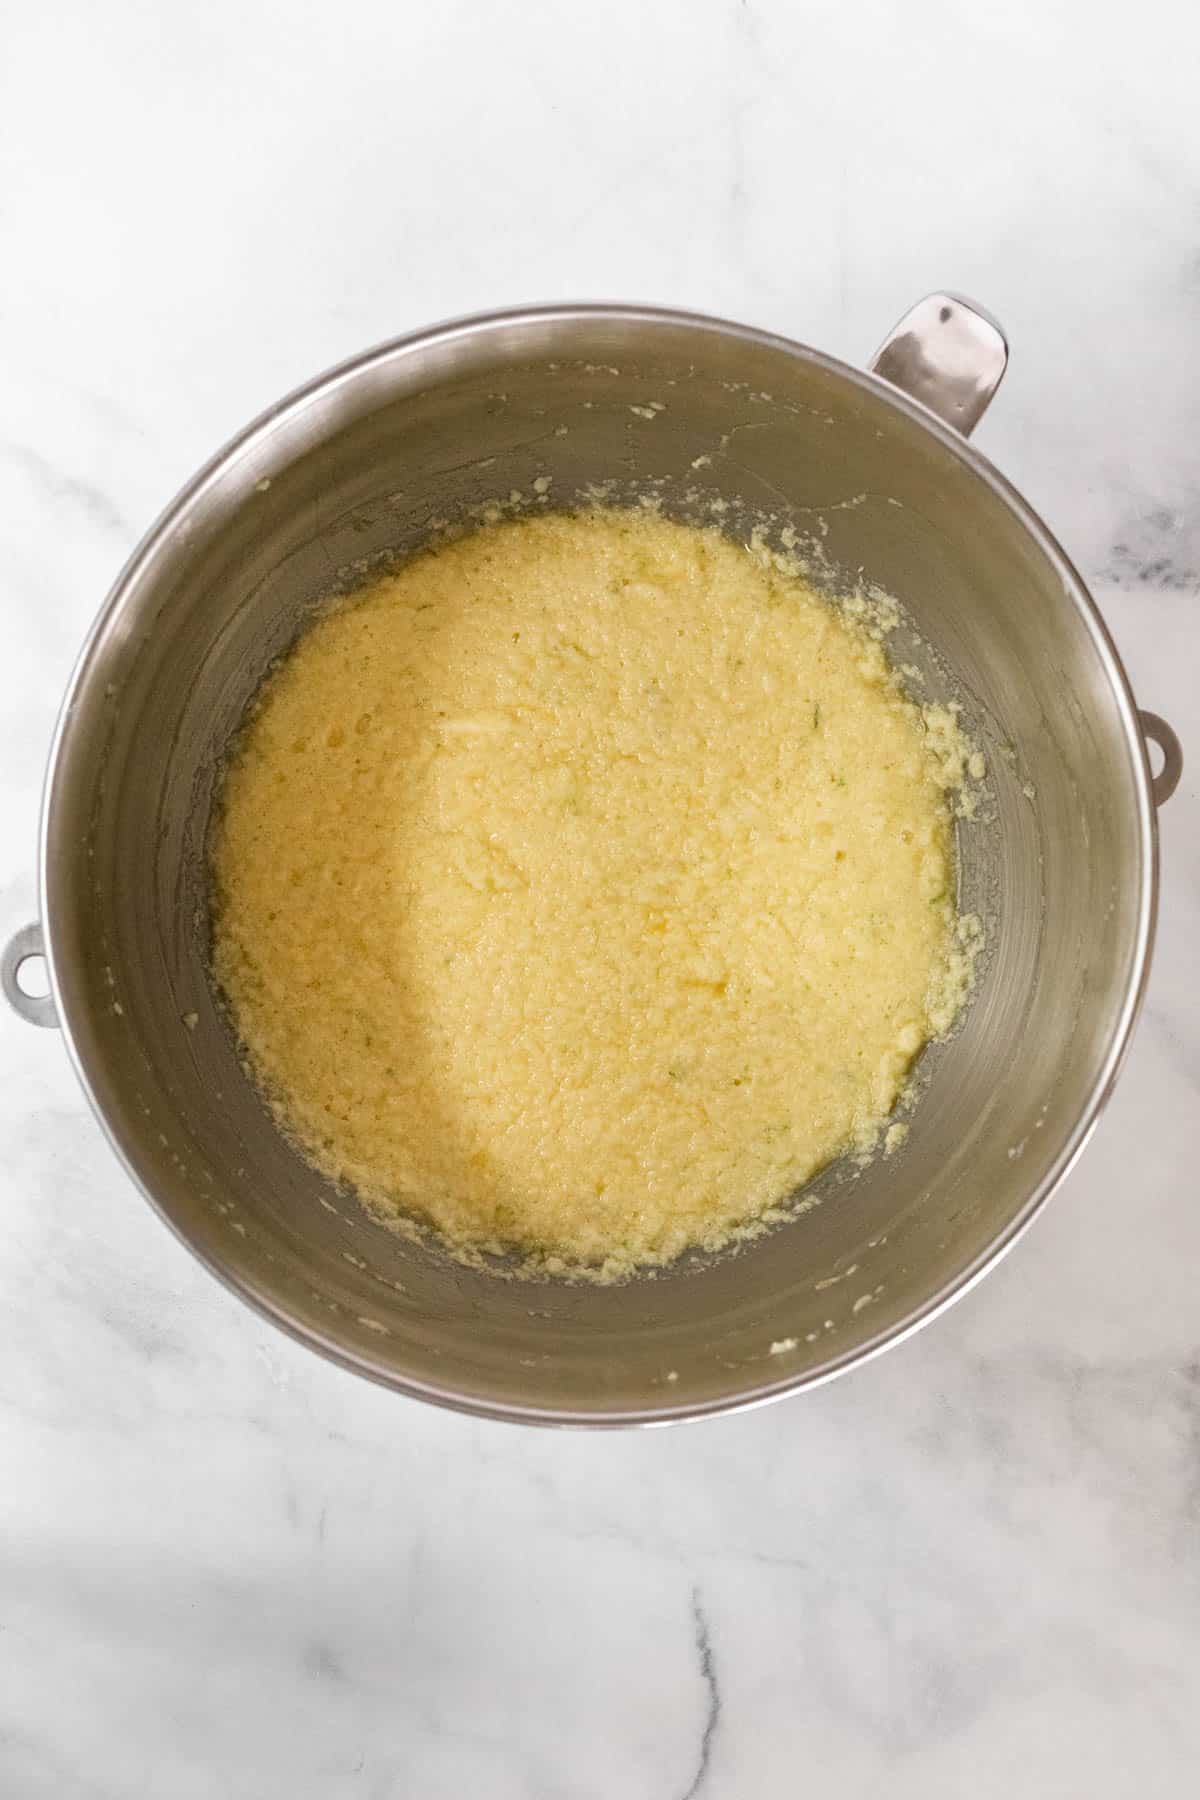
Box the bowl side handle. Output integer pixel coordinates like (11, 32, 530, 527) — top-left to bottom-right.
(2, 920, 58, 1028)
(1139, 711, 1184, 807)
(870, 292, 1008, 437)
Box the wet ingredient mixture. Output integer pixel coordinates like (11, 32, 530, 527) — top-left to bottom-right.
(212, 507, 977, 1276)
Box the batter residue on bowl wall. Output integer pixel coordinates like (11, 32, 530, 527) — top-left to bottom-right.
(211, 507, 980, 1278)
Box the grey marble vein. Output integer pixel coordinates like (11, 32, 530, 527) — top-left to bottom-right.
(1, 443, 133, 541)
(681, 1588, 721, 1800)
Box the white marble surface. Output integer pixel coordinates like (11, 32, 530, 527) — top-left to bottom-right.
(2, 2, 1198, 1793)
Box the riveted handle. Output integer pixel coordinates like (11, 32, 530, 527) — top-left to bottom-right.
(1, 921, 58, 1028)
(869, 293, 1008, 437)
(1139, 711, 1183, 807)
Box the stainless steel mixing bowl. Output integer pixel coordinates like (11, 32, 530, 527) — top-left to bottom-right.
(2, 295, 1183, 1425)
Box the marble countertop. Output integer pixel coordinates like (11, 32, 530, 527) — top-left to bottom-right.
(2, 2, 1197, 1793)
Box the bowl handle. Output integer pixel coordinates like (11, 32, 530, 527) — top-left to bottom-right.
(870, 293, 1008, 437)
(871, 302, 1182, 810)
(1139, 711, 1183, 807)
(1, 920, 58, 1029)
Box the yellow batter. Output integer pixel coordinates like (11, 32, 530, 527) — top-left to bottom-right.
(212, 508, 974, 1276)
